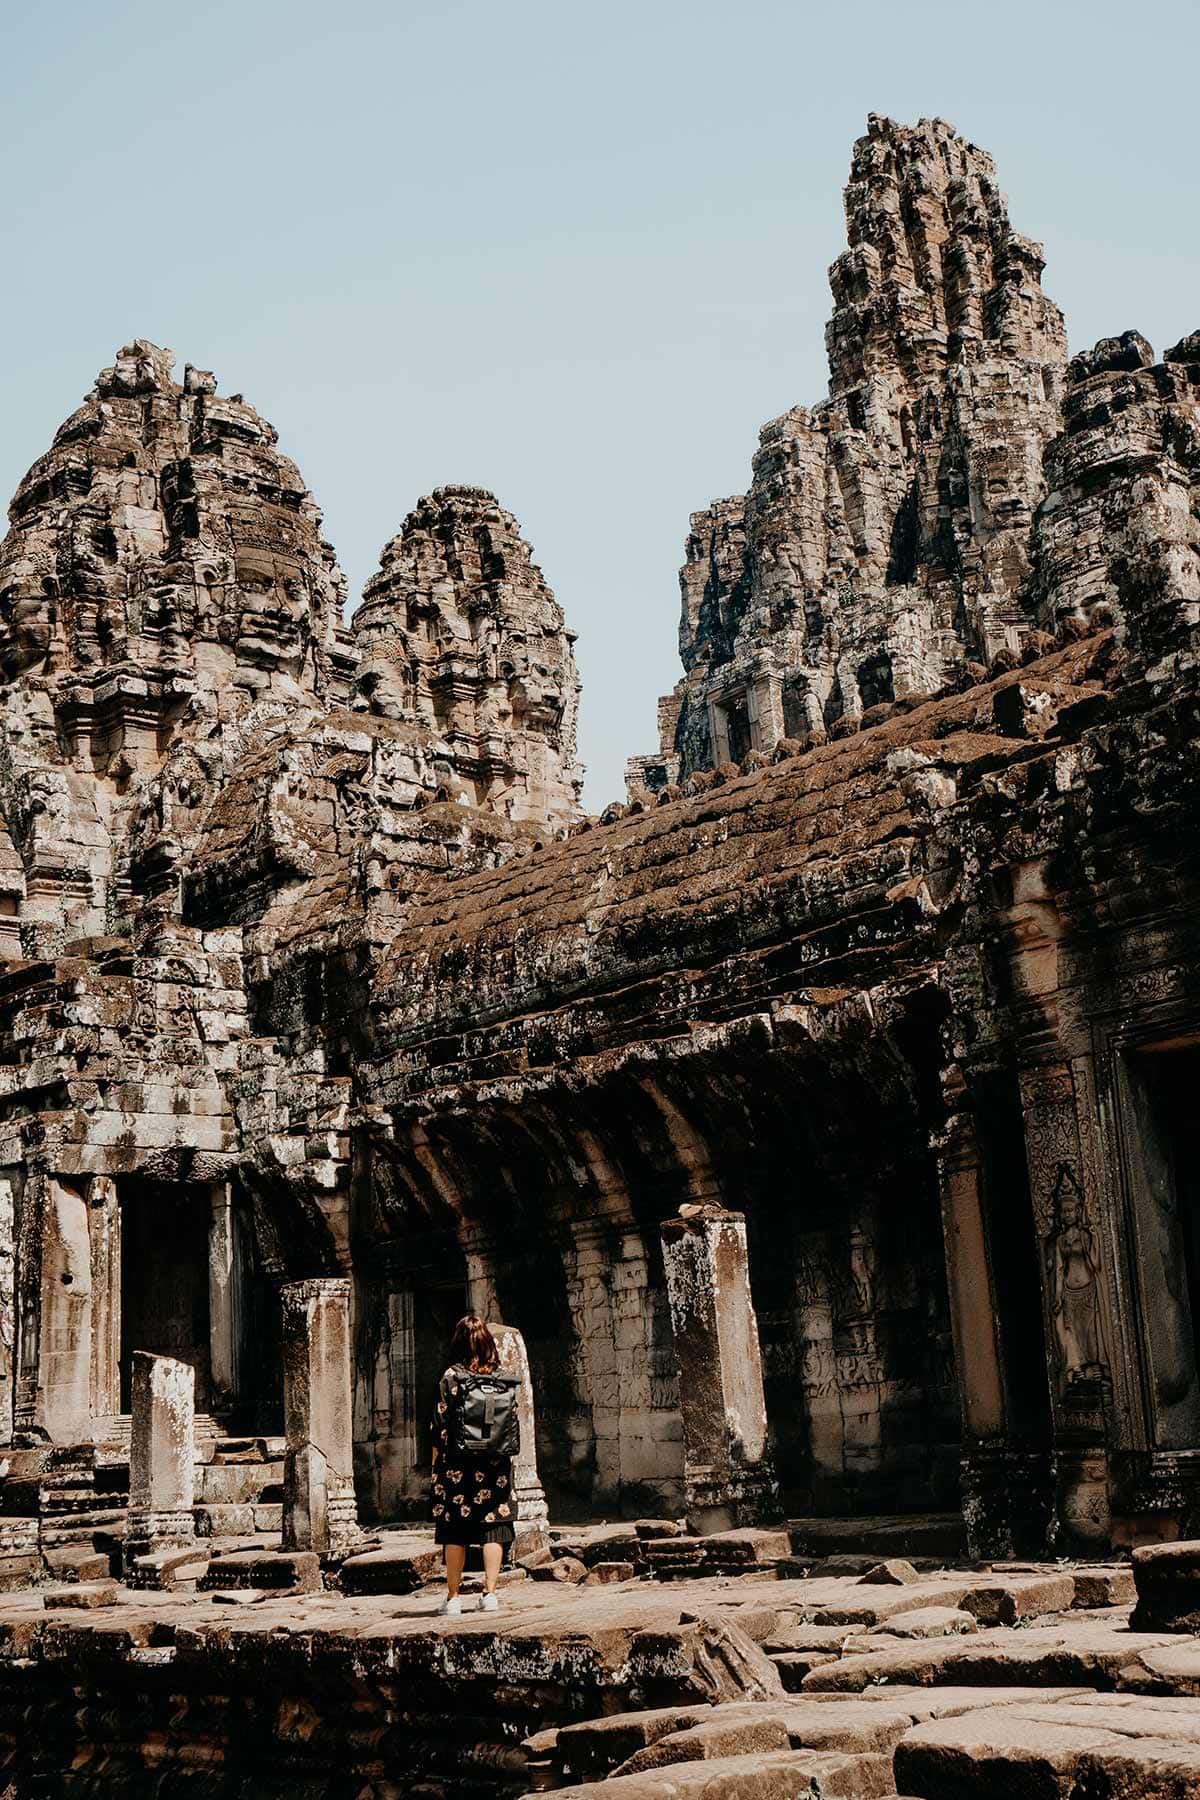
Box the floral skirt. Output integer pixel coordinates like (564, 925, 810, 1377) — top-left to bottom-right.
(430, 1451, 518, 1548)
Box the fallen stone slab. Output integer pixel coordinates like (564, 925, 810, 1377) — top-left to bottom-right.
(612, 1699, 914, 1777)
(198, 1549, 320, 1593)
(1049, 1692, 1200, 1740)
(556, 1705, 715, 1781)
(529, 1747, 895, 1798)
(802, 1621, 1181, 1692)
(679, 1605, 782, 1646)
(210, 1589, 269, 1606)
(1133, 1540, 1200, 1632)
(894, 1696, 1200, 1797)
(1072, 1565, 1135, 1609)
(584, 1561, 635, 1585)
(811, 1555, 882, 1577)
(854, 1606, 976, 1640)
(41, 1546, 110, 1584)
(841, 1685, 1093, 1721)
(703, 1530, 791, 1565)
(194, 1504, 256, 1538)
(1117, 1642, 1200, 1696)
(338, 1535, 443, 1594)
(771, 1649, 842, 1690)
(809, 1580, 972, 1629)
(612, 1710, 791, 1775)
(763, 1622, 849, 1654)
(958, 1572, 1076, 1625)
(644, 1539, 708, 1579)
(787, 1515, 967, 1562)
(636, 1519, 684, 1539)
(41, 1582, 121, 1610)
(858, 1560, 919, 1586)
(529, 1555, 587, 1583)
(128, 1545, 211, 1591)
(580, 1533, 645, 1569)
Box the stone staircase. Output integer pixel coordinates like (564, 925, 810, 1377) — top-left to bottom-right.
(0, 1418, 287, 1580)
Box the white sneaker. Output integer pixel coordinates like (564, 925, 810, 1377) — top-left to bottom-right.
(438, 1595, 462, 1617)
(478, 1591, 499, 1612)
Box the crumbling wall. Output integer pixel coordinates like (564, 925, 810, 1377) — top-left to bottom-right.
(629, 114, 1068, 795)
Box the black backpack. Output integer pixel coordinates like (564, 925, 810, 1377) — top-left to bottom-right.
(448, 1369, 521, 1459)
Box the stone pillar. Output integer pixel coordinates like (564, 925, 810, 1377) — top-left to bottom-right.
(377, 1283, 417, 1515)
(87, 1177, 121, 1421)
(937, 1108, 1013, 1558)
(1019, 1062, 1115, 1550)
(281, 1278, 359, 1555)
(208, 1184, 240, 1415)
(124, 1351, 195, 1566)
(489, 1321, 549, 1556)
(16, 1176, 93, 1443)
(660, 1203, 779, 1533)
(0, 1176, 15, 1445)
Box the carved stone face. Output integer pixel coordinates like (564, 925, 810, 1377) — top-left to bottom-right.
(142, 577, 193, 653)
(501, 636, 567, 733)
(234, 553, 312, 676)
(355, 652, 413, 722)
(0, 565, 56, 681)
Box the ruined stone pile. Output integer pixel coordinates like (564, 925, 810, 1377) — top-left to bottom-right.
(2, 105, 1200, 1798)
(0, 1550, 1196, 1796)
(628, 115, 1200, 794)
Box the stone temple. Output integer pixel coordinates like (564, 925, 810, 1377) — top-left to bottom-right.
(1, 115, 1200, 1795)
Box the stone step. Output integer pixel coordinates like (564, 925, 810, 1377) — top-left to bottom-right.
(642, 1528, 790, 1581)
(198, 1549, 320, 1593)
(92, 1413, 227, 1456)
(787, 1514, 967, 1562)
(339, 1532, 444, 1594)
(38, 1509, 128, 1549)
(193, 1502, 282, 1537)
(42, 1545, 111, 1583)
(537, 1747, 893, 1798)
(194, 1461, 283, 1506)
(893, 1694, 1200, 1797)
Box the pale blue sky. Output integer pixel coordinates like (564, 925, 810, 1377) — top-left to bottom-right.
(2, 0, 1196, 805)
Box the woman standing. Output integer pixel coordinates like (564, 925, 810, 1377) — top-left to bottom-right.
(430, 1314, 519, 1616)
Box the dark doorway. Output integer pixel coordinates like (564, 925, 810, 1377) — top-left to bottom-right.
(1124, 1043, 1200, 1448)
(721, 694, 752, 764)
(119, 1180, 212, 1412)
(975, 1071, 1055, 1447)
(413, 1278, 470, 1471)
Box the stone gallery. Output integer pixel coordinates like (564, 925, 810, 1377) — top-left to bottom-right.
(0, 114, 1199, 1794)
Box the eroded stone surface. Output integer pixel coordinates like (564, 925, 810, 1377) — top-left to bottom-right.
(353, 484, 583, 825)
(629, 114, 1070, 796)
(1, 106, 1200, 1800)
(0, 1571, 1194, 1799)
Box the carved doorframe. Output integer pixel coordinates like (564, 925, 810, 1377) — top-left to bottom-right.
(1091, 996, 1200, 1460)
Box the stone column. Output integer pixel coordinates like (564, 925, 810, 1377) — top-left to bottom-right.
(1019, 1062, 1115, 1550)
(16, 1176, 93, 1443)
(124, 1351, 195, 1566)
(937, 1108, 1012, 1558)
(87, 1177, 121, 1421)
(208, 1184, 241, 1415)
(281, 1278, 359, 1555)
(489, 1321, 549, 1556)
(660, 1203, 779, 1533)
(0, 1176, 15, 1445)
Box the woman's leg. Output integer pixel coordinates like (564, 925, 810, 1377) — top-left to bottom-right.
(481, 1541, 503, 1595)
(444, 1543, 467, 1598)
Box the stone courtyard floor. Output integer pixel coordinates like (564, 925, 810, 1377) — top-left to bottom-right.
(3, 1528, 1200, 1794)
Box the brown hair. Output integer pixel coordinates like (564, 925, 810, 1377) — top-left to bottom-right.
(450, 1313, 499, 1373)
